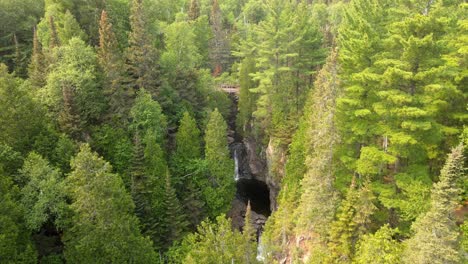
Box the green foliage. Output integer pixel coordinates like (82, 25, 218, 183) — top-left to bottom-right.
(241, 202, 258, 263)
(0, 64, 43, 152)
(354, 224, 403, 264)
(181, 215, 251, 263)
(203, 109, 235, 217)
(98, 9, 132, 124)
(328, 182, 376, 263)
(130, 89, 168, 144)
(91, 125, 131, 175)
(64, 144, 158, 263)
(403, 144, 465, 264)
(127, 0, 161, 95)
(20, 153, 67, 231)
(0, 174, 37, 264)
(42, 38, 104, 139)
(37, 4, 87, 49)
(171, 112, 202, 180)
(0, 0, 43, 73)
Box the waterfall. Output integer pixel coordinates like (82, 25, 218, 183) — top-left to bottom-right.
(234, 149, 240, 181)
(256, 234, 265, 262)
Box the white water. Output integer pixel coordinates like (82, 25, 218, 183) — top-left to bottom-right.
(256, 235, 265, 262)
(234, 149, 240, 181)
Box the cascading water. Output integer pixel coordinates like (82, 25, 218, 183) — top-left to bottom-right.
(257, 234, 265, 262)
(225, 92, 271, 263)
(234, 149, 239, 181)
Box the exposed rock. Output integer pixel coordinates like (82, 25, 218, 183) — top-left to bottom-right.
(243, 136, 266, 181)
(265, 137, 287, 211)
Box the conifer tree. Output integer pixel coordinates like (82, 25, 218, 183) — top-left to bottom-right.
(188, 0, 200, 21)
(209, 0, 228, 74)
(28, 27, 46, 88)
(171, 112, 202, 180)
(295, 50, 339, 232)
(403, 144, 465, 264)
(204, 109, 235, 217)
(183, 215, 245, 263)
(129, 132, 162, 249)
(48, 16, 60, 49)
(242, 201, 258, 264)
(237, 57, 256, 135)
(354, 224, 403, 264)
(64, 144, 157, 263)
(161, 171, 188, 248)
(58, 86, 82, 139)
(98, 10, 132, 124)
(328, 180, 376, 263)
(127, 0, 160, 95)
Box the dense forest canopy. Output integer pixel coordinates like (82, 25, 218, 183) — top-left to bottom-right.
(0, 0, 466, 263)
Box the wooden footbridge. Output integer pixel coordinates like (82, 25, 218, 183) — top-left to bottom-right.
(219, 84, 240, 94)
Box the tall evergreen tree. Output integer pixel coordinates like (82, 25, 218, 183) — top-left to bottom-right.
(98, 9, 132, 124)
(328, 179, 376, 263)
(28, 27, 46, 88)
(129, 132, 163, 250)
(171, 111, 202, 181)
(241, 201, 258, 264)
(48, 15, 60, 49)
(295, 50, 339, 233)
(64, 144, 157, 263)
(161, 171, 188, 248)
(204, 109, 235, 217)
(403, 143, 465, 264)
(127, 0, 161, 95)
(188, 0, 200, 21)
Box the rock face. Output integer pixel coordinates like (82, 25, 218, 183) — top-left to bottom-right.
(228, 197, 268, 235)
(243, 137, 267, 182)
(265, 137, 287, 211)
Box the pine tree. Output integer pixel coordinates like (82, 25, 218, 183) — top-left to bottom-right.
(98, 9, 132, 124)
(64, 144, 157, 263)
(328, 179, 376, 263)
(171, 112, 202, 179)
(354, 224, 403, 264)
(129, 132, 163, 250)
(28, 27, 46, 88)
(209, 0, 228, 74)
(403, 144, 465, 264)
(58, 85, 81, 139)
(287, 50, 340, 260)
(242, 201, 258, 264)
(48, 16, 60, 49)
(183, 215, 245, 263)
(127, 0, 161, 95)
(204, 109, 235, 217)
(161, 171, 188, 248)
(237, 57, 257, 135)
(188, 0, 200, 21)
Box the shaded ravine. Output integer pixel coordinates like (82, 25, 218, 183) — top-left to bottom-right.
(225, 93, 271, 260)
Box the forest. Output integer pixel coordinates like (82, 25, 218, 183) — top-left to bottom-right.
(0, 0, 466, 263)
